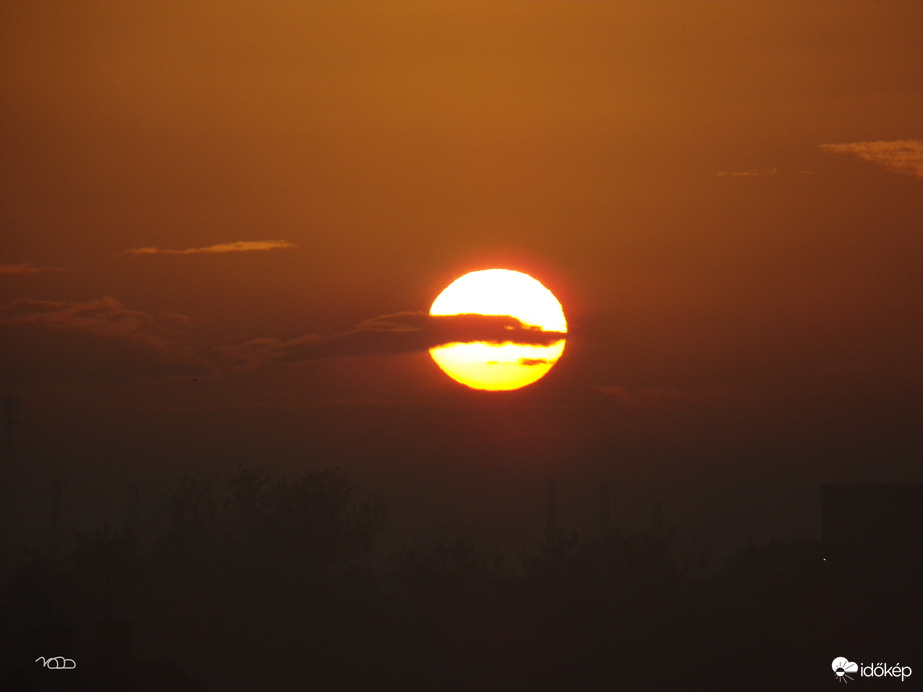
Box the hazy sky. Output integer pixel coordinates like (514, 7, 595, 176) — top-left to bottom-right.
(2, 1, 922, 555)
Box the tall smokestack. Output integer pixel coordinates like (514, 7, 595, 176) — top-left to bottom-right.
(653, 499, 664, 540)
(600, 481, 612, 535)
(50, 480, 63, 560)
(544, 480, 559, 554)
(1, 395, 22, 578)
(127, 483, 139, 541)
(1, 395, 21, 470)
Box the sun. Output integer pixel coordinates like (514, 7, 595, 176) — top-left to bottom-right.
(428, 269, 567, 391)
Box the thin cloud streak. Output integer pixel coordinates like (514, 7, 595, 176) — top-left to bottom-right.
(716, 168, 779, 178)
(0, 263, 66, 275)
(592, 384, 745, 407)
(820, 139, 923, 178)
(121, 240, 297, 256)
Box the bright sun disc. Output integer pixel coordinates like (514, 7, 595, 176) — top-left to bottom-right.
(428, 269, 567, 391)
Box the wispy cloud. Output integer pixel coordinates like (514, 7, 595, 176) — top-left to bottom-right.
(0, 263, 66, 275)
(592, 384, 744, 407)
(820, 139, 923, 178)
(121, 240, 297, 256)
(519, 358, 552, 366)
(0, 297, 195, 362)
(0, 297, 210, 384)
(716, 168, 779, 178)
(220, 312, 567, 369)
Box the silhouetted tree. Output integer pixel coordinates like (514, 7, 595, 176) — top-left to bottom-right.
(390, 534, 489, 600)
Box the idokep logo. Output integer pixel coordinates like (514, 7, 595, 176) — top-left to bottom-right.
(832, 658, 858, 683)
(832, 657, 913, 683)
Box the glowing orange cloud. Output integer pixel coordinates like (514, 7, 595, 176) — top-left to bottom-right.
(821, 140, 923, 178)
(0, 263, 65, 275)
(122, 240, 297, 256)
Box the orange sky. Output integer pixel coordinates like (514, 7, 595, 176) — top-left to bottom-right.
(2, 1, 922, 553)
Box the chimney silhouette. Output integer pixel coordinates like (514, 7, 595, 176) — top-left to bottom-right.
(127, 483, 139, 541)
(50, 480, 63, 560)
(1, 396, 22, 564)
(1, 395, 21, 469)
(544, 480, 559, 556)
(600, 481, 612, 535)
(653, 499, 664, 540)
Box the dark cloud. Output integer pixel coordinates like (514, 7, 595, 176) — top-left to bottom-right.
(0, 297, 203, 380)
(220, 312, 567, 368)
(0, 297, 184, 347)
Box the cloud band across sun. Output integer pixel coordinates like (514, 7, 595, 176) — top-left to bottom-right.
(121, 240, 297, 256)
(220, 312, 567, 369)
(1, 299, 566, 380)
